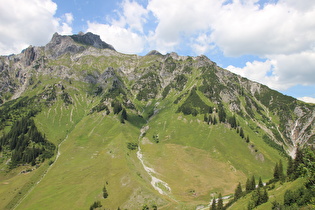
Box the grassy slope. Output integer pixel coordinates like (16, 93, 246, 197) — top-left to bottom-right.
(16, 113, 169, 209)
(0, 54, 291, 209)
(141, 106, 285, 204)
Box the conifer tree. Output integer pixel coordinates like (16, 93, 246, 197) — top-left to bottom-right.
(209, 116, 213, 125)
(217, 193, 224, 210)
(251, 175, 256, 190)
(246, 178, 251, 192)
(234, 182, 243, 200)
(229, 115, 237, 128)
(258, 177, 264, 188)
(262, 189, 269, 203)
(278, 159, 284, 181)
(287, 157, 294, 179)
(246, 136, 250, 143)
(273, 162, 279, 180)
(103, 185, 108, 198)
(239, 127, 244, 138)
(210, 198, 216, 210)
(204, 114, 208, 123)
(121, 108, 127, 120)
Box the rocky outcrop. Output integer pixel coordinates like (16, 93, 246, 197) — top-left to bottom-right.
(70, 32, 115, 51)
(23, 46, 36, 66)
(45, 33, 86, 59)
(44, 32, 115, 59)
(146, 50, 162, 56)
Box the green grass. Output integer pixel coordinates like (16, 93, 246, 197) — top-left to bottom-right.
(15, 113, 169, 209)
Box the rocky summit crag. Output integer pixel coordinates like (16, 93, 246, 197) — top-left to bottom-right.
(0, 32, 314, 209)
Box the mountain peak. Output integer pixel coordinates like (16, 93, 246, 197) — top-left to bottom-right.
(70, 32, 115, 51)
(45, 32, 115, 59)
(146, 50, 163, 56)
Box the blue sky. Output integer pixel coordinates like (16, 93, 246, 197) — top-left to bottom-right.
(0, 0, 315, 103)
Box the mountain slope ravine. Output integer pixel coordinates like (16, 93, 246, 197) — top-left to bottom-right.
(136, 125, 175, 201)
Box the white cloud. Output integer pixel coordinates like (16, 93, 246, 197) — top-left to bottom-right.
(210, 1, 315, 57)
(190, 33, 215, 55)
(227, 51, 315, 91)
(0, 0, 73, 55)
(65, 13, 74, 24)
(298, 97, 315, 104)
(86, 22, 145, 54)
(147, 0, 216, 53)
(226, 59, 285, 90)
(110, 0, 148, 33)
(57, 13, 74, 35)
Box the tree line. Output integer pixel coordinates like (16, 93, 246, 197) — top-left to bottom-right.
(0, 117, 55, 168)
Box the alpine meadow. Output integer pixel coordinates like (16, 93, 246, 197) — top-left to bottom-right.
(0, 32, 314, 210)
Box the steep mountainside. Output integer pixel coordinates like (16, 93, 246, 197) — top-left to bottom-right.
(0, 32, 314, 209)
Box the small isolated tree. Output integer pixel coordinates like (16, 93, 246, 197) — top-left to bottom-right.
(122, 108, 127, 120)
(103, 185, 108, 198)
(246, 136, 250, 143)
(239, 127, 245, 139)
(229, 115, 237, 128)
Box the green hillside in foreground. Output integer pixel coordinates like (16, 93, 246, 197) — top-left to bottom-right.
(0, 33, 314, 209)
(0, 77, 287, 209)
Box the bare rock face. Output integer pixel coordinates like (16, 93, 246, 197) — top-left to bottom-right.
(23, 46, 35, 66)
(44, 32, 115, 59)
(45, 33, 86, 59)
(70, 32, 115, 51)
(146, 50, 163, 56)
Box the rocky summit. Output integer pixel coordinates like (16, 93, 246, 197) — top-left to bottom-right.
(0, 32, 314, 209)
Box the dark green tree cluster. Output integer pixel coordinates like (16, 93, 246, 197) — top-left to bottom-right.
(272, 187, 315, 209)
(204, 113, 218, 125)
(273, 160, 285, 182)
(247, 188, 269, 209)
(90, 103, 110, 115)
(103, 185, 108, 199)
(228, 115, 237, 129)
(287, 146, 315, 183)
(218, 105, 226, 123)
(245, 176, 256, 193)
(271, 146, 315, 208)
(153, 134, 159, 143)
(0, 117, 55, 168)
(89, 201, 102, 210)
(120, 108, 127, 124)
(177, 87, 211, 116)
(60, 91, 72, 105)
(111, 100, 122, 114)
(127, 142, 138, 150)
(210, 193, 224, 210)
